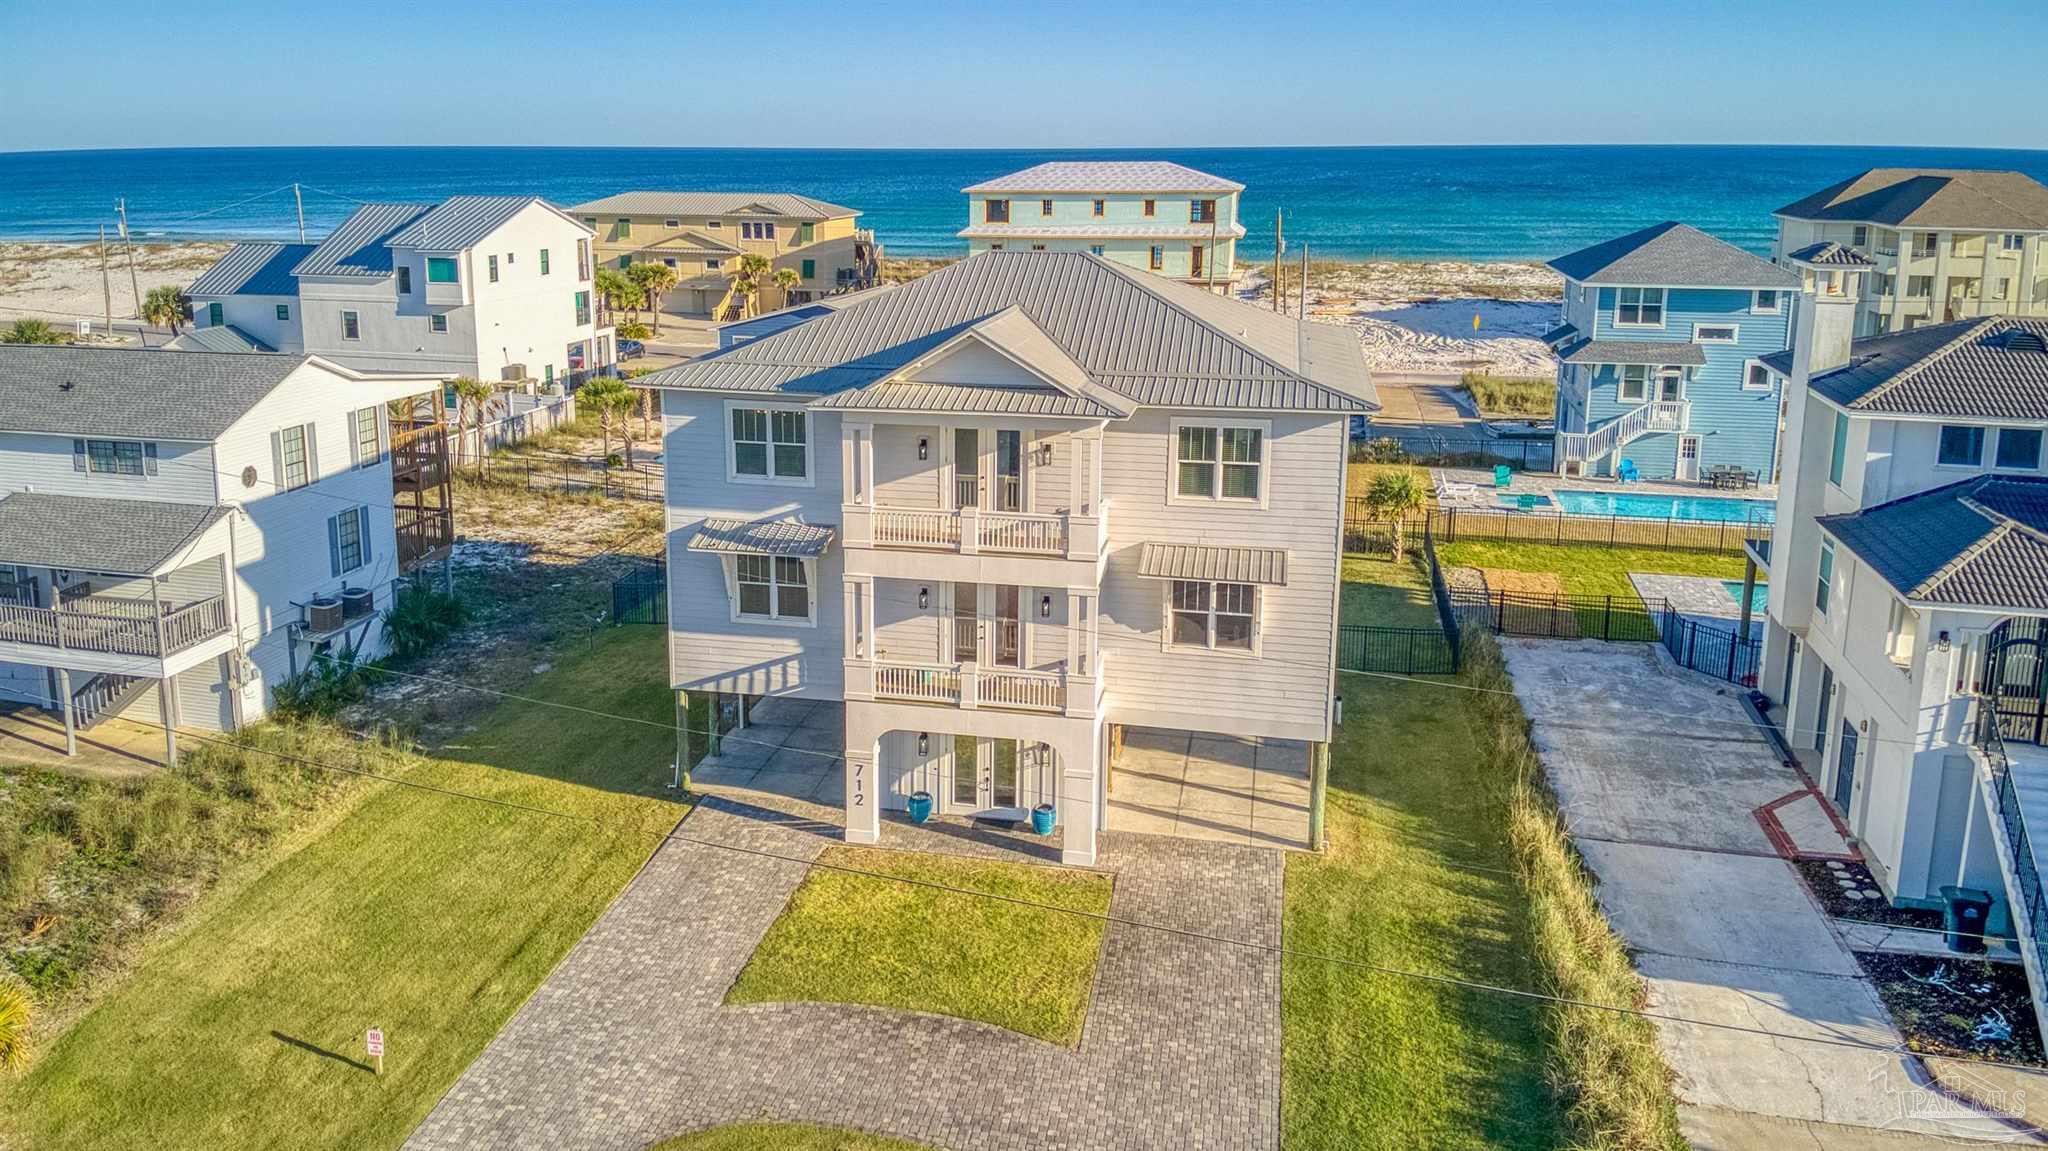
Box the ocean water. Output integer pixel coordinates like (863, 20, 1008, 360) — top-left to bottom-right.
(3, 145, 2045, 261)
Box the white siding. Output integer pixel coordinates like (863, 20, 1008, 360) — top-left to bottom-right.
(0, 431, 217, 504)
(873, 423, 941, 508)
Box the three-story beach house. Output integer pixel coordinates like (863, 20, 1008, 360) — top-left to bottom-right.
(1772, 168, 2048, 338)
(1753, 258, 2048, 1028)
(180, 196, 616, 386)
(570, 192, 880, 320)
(0, 347, 452, 763)
(642, 250, 1372, 865)
(1544, 222, 1802, 482)
(960, 162, 1244, 288)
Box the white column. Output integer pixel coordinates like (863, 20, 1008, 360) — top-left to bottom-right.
(1059, 728, 1098, 867)
(845, 746, 880, 844)
(2020, 240, 2041, 317)
(1983, 236, 2001, 315)
(56, 667, 75, 757)
(1932, 230, 1953, 320)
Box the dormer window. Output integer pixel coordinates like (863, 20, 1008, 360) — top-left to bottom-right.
(1615, 287, 1664, 327)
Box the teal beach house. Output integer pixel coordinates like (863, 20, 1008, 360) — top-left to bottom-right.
(959, 161, 1243, 287)
(1543, 222, 1803, 483)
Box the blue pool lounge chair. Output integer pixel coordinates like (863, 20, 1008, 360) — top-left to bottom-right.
(1493, 464, 1512, 489)
(1616, 459, 1641, 484)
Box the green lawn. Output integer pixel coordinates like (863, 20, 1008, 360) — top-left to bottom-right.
(1283, 670, 1563, 1149)
(647, 1124, 928, 1150)
(1340, 553, 1440, 630)
(1436, 540, 1750, 598)
(726, 846, 1111, 1047)
(2, 627, 682, 1151)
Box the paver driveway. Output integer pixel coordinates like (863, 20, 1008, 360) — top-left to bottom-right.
(404, 796, 1284, 1151)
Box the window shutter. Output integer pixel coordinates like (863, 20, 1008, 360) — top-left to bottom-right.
(143, 442, 159, 476)
(376, 407, 390, 461)
(72, 438, 86, 471)
(357, 507, 372, 567)
(270, 430, 284, 489)
(347, 409, 362, 468)
(327, 513, 342, 577)
(304, 422, 319, 482)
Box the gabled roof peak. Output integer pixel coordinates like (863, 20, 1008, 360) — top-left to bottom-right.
(1548, 221, 1799, 289)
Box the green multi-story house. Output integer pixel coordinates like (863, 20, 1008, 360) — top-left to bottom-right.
(960, 161, 1243, 287)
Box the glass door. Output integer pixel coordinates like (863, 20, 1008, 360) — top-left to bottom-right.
(952, 735, 979, 810)
(1657, 368, 1684, 402)
(992, 586, 1021, 668)
(954, 428, 980, 508)
(990, 739, 1019, 811)
(952, 582, 979, 663)
(994, 430, 1023, 512)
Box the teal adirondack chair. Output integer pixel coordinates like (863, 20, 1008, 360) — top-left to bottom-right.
(1493, 464, 1512, 489)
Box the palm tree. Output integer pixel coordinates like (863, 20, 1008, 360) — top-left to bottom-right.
(141, 285, 188, 335)
(449, 376, 499, 474)
(735, 254, 773, 318)
(594, 267, 642, 324)
(579, 376, 634, 467)
(0, 975, 31, 1073)
(627, 261, 679, 335)
(772, 266, 801, 310)
(1364, 469, 1427, 562)
(0, 319, 64, 345)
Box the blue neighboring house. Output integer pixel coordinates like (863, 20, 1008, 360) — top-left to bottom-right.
(1543, 222, 1803, 483)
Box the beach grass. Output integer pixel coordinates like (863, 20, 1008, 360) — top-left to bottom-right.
(1460, 372, 1555, 417)
(725, 847, 1111, 1047)
(1, 627, 682, 1151)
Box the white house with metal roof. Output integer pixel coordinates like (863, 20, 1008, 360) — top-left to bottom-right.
(0, 346, 446, 763)
(1772, 168, 2048, 338)
(960, 161, 1244, 288)
(182, 196, 616, 386)
(1752, 299, 2048, 1031)
(1543, 221, 1803, 481)
(641, 249, 1373, 866)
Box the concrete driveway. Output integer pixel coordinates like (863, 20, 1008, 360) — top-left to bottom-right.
(1502, 639, 2033, 1147)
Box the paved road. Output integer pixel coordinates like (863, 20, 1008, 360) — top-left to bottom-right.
(404, 798, 1284, 1151)
(1503, 640, 2036, 1147)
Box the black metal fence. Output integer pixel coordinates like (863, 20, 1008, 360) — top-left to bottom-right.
(1353, 431, 1553, 471)
(1451, 588, 1662, 643)
(1336, 625, 1458, 675)
(611, 562, 666, 625)
(1657, 605, 1761, 686)
(1423, 514, 1462, 668)
(1344, 505, 1757, 558)
(497, 459, 663, 503)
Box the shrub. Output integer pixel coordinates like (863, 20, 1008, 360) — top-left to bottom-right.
(1356, 437, 1411, 464)
(271, 645, 371, 720)
(382, 583, 466, 661)
(0, 974, 31, 1072)
(0, 832, 67, 915)
(615, 320, 652, 341)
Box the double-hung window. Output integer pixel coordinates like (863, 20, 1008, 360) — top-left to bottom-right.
(539, 248, 550, 275)
(1190, 199, 1217, 224)
(429, 313, 448, 333)
(1615, 287, 1664, 326)
(1937, 424, 1985, 467)
(1149, 245, 1164, 270)
(984, 199, 1010, 224)
(425, 257, 458, 283)
(1617, 364, 1650, 403)
(351, 406, 382, 468)
(276, 303, 291, 321)
(277, 423, 314, 490)
(1815, 539, 1835, 616)
(730, 406, 807, 480)
(1040, 199, 1054, 217)
(488, 254, 499, 283)
(397, 266, 412, 294)
(81, 439, 149, 476)
(735, 555, 809, 621)
(340, 310, 361, 340)
(1173, 422, 1264, 502)
(328, 506, 368, 576)
(1169, 580, 1257, 652)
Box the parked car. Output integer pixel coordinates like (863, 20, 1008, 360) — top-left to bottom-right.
(619, 339, 647, 360)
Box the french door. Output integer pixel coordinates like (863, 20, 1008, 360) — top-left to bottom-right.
(947, 582, 1021, 668)
(954, 429, 980, 508)
(953, 427, 1024, 512)
(946, 736, 1049, 817)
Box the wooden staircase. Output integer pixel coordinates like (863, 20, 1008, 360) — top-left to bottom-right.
(1557, 400, 1689, 468)
(71, 672, 152, 730)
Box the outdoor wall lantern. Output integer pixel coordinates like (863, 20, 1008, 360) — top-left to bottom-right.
(918, 587, 930, 609)
(1938, 631, 1952, 652)
(1036, 441, 1054, 466)
(918, 733, 929, 756)
(1040, 594, 1052, 618)
(918, 436, 929, 461)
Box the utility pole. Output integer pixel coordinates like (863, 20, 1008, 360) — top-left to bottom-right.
(98, 224, 113, 335)
(116, 198, 142, 319)
(1300, 241, 1310, 318)
(293, 183, 306, 243)
(1205, 211, 1218, 294)
(1272, 209, 1284, 314)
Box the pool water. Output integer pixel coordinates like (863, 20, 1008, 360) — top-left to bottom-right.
(1494, 493, 1555, 510)
(1553, 490, 1775, 523)
(1722, 580, 1768, 613)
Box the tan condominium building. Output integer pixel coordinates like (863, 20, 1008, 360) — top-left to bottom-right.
(570, 191, 881, 320)
(1773, 168, 2048, 337)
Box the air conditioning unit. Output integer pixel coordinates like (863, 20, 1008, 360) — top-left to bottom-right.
(499, 364, 527, 382)
(306, 597, 344, 634)
(340, 587, 375, 620)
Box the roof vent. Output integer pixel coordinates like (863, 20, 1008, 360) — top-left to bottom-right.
(1998, 329, 2048, 354)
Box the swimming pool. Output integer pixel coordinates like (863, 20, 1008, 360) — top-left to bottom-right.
(1722, 579, 1768, 613)
(1494, 493, 1555, 510)
(1552, 490, 1775, 523)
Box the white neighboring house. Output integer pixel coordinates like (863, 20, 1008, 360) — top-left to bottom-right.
(960, 161, 1245, 287)
(644, 250, 1374, 866)
(0, 346, 444, 761)
(1754, 264, 2048, 1028)
(178, 196, 616, 386)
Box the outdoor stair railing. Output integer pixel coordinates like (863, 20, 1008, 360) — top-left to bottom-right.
(1557, 400, 1688, 464)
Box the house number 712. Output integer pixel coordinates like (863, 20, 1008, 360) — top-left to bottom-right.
(853, 760, 865, 807)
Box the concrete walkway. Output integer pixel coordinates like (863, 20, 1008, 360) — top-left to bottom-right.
(1502, 639, 2038, 1147)
(403, 798, 1284, 1150)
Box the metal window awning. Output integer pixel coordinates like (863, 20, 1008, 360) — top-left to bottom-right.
(1135, 542, 1288, 586)
(687, 518, 835, 558)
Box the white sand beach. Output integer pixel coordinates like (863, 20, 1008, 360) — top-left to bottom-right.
(0, 240, 231, 336)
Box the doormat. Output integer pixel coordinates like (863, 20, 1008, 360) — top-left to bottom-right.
(972, 816, 1025, 832)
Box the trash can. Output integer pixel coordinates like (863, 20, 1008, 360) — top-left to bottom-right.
(1939, 885, 1993, 954)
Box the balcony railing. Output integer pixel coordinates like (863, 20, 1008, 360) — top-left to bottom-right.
(870, 659, 1067, 713)
(853, 504, 1105, 562)
(1974, 707, 2048, 955)
(0, 594, 230, 659)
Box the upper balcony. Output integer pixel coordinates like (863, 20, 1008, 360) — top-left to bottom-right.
(839, 417, 1110, 584)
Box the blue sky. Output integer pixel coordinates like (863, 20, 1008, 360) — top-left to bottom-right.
(2, 0, 2039, 152)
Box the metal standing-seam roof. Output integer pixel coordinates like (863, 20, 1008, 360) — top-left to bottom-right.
(0, 492, 230, 575)
(964, 162, 1244, 194)
(292, 202, 433, 277)
(1135, 542, 1289, 586)
(1786, 241, 1875, 268)
(385, 195, 560, 251)
(1775, 169, 2048, 230)
(959, 222, 1249, 240)
(813, 383, 1125, 418)
(1557, 339, 1708, 367)
(687, 518, 836, 557)
(569, 191, 860, 220)
(1547, 221, 1800, 289)
(1818, 475, 2048, 610)
(1808, 318, 2048, 419)
(186, 241, 316, 297)
(640, 250, 1374, 414)
(0, 345, 307, 439)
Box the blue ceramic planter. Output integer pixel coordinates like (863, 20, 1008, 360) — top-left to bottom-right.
(907, 791, 935, 824)
(1030, 803, 1057, 836)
